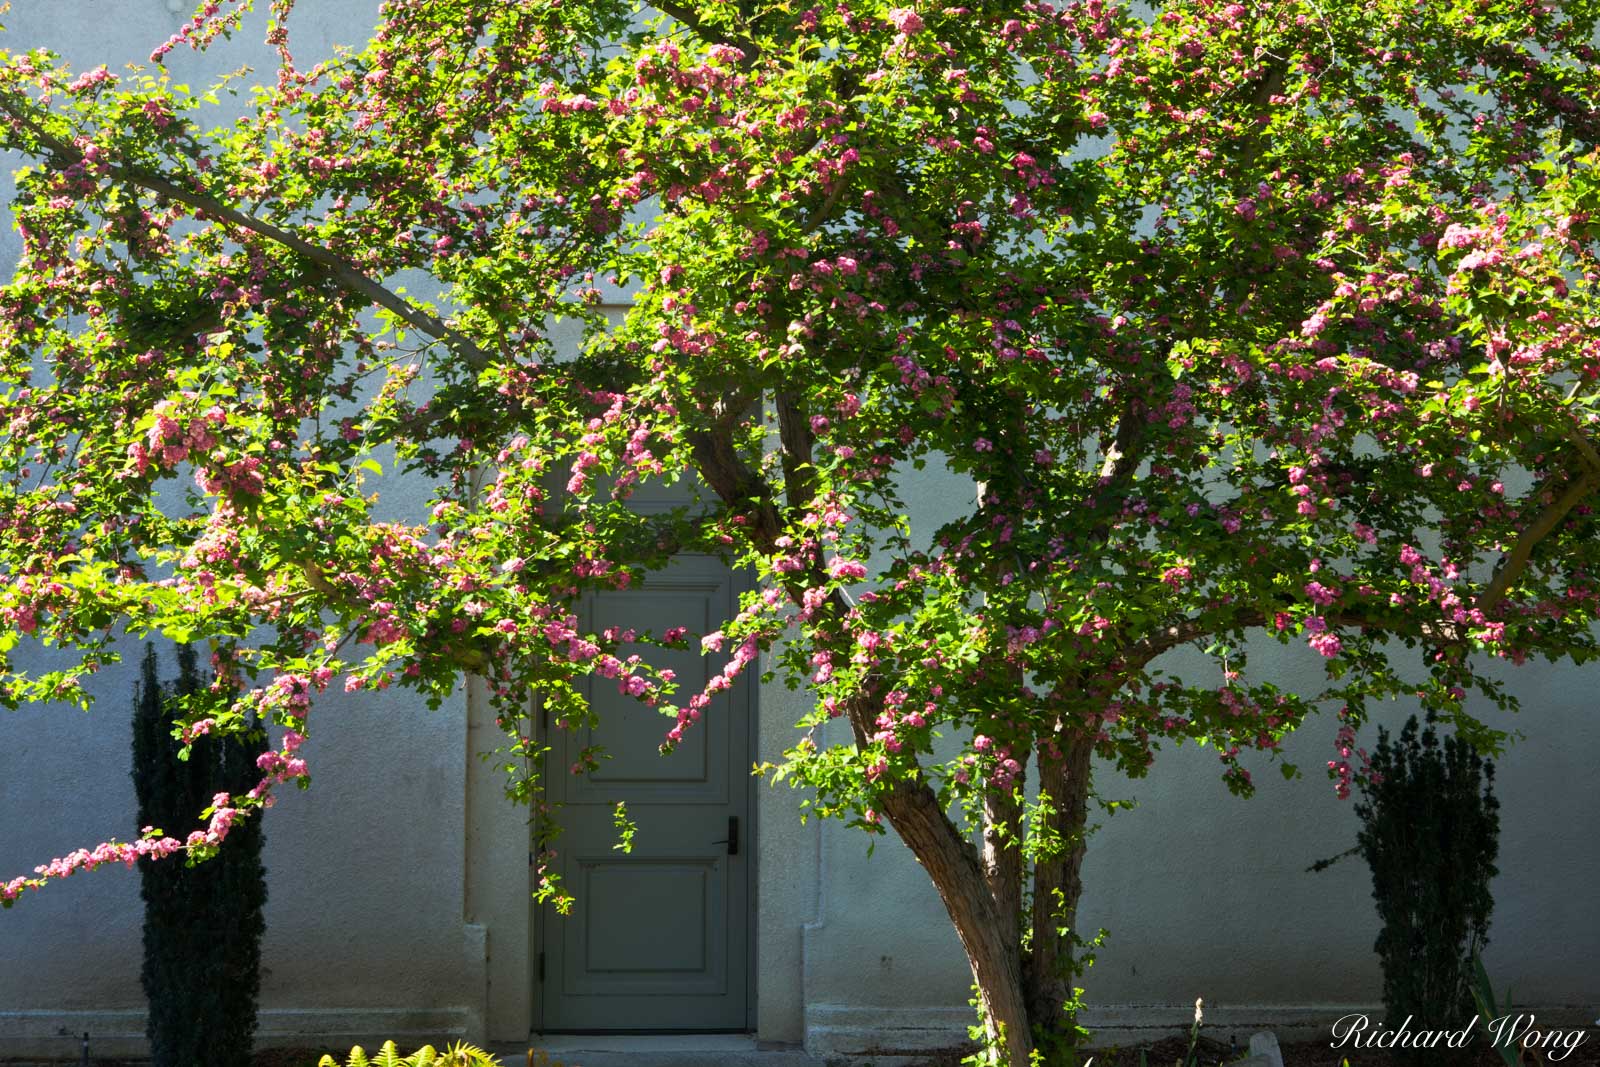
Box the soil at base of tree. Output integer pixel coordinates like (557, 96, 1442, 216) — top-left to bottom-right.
(888, 1031, 1600, 1067)
(1086, 1033, 1600, 1066)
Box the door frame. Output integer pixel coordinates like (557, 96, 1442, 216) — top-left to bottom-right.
(529, 563, 760, 1034)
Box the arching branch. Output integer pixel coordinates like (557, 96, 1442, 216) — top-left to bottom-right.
(0, 92, 493, 373)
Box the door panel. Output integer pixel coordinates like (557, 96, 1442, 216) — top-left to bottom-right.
(540, 554, 751, 1031)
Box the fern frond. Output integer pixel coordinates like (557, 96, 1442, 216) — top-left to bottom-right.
(442, 1042, 502, 1065)
(319, 1040, 505, 1067)
(317, 1045, 373, 1067)
(374, 1041, 411, 1067)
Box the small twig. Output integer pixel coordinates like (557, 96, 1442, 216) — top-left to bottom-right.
(1305, 844, 1361, 874)
(1561, 424, 1600, 473)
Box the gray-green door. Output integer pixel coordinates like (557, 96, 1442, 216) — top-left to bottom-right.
(539, 554, 752, 1031)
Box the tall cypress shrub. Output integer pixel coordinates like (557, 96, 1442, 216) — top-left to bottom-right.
(131, 644, 268, 1067)
(1355, 713, 1499, 1063)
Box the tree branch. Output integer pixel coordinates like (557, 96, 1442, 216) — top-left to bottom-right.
(1023, 734, 1093, 1037)
(0, 93, 493, 372)
(981, 759, 1025, 946)
(654, 1, 762, 66)
(1477, 466, 1600, 615)
(1121, 606, 1460, 671)
(684, 413, 783, 548)
(1098, 376, 1151, 490)
(773, 388, 818, 510)
(800, 178, 849, 235)
(873, 761, 1032, 1066)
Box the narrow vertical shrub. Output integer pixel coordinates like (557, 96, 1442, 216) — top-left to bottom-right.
(131, 644, 268, 1067)
(1355, 713, 1499, 1062)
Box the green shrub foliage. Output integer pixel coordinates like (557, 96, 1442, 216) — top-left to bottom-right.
(131, 643, 268, 1067)
(1355, 713, 1499, 1061)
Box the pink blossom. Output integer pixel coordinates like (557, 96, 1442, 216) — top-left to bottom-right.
(1304, 581, 1339, 606)
(887, 7, 924, 34)
(828, 557, 868, 580)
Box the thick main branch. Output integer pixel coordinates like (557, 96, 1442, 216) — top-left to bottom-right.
(1477, 462, 1600, 616)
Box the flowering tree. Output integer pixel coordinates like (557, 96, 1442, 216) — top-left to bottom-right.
(3, 0, 1599, 1061)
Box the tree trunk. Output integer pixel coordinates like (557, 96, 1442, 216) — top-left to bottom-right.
(879, 778, 1035, 1066)
(1023, 733, 1095, 1044)
(982, 751, 1026, 945)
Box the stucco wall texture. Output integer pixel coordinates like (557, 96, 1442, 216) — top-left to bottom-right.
(1, 2, 1597, 1060)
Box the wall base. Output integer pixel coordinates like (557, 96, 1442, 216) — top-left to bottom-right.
(803, 1002, 1598, 1060)
(0, 1007, 473, 1060)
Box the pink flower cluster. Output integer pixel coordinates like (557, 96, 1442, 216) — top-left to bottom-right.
(1327, 709, 1376, 800)
(887, 7, 925, 34)
(3, 833, 182, 904)
(828, 557, 868, 581)
(667, 634, 760, 745)
(150, 0, 247, 63)
(4, 790, 254, 907)
(1304, 616, 1341, 658)
(870, 689, 930, 754)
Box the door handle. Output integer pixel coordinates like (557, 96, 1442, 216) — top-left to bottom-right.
(712, 815, 739, 856)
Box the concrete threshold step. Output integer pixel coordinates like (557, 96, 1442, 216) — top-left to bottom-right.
(493, 1034, 826, 1067)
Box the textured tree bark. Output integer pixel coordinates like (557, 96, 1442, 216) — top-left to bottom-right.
(1023, 733, 1095, 1044)
(689, 432, 1050, 1065)
(880, 777, 1036, 1067)
(982, 755, 1026, 952)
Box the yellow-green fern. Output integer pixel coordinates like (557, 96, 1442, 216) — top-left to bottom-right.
(317, 1040, 504, 1067)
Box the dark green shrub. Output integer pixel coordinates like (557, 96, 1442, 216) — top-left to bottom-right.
(131, 643, 268, 1067)
(1355, 713, 1499, 1062)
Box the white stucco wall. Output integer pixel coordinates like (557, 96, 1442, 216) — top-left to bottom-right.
(0, 645, 479, 1057)
(797, 613, 1600, 1056)
(0, 3, 484, 1057)
(1, 3, 1597, 1062)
